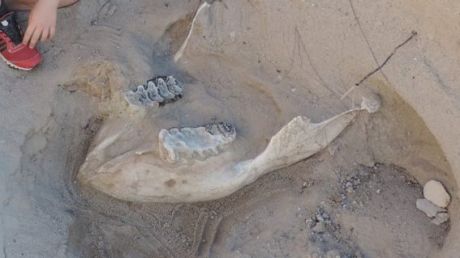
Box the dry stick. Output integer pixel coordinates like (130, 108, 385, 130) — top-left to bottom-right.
(341, 31, 418, 100)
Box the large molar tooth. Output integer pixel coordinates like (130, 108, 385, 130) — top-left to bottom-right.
(166, 76, 183, 95)
(217, 122, 235, 136)
(159, 122, 237, 163)
(205, 122, 236, 139)
(124, 75, 183, 107)
(145, 81, 164, 102)
(124, 85, 152, 106)
(156, 78, 176, 100)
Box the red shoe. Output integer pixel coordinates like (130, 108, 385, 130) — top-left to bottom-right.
(0, 12, 41, 70)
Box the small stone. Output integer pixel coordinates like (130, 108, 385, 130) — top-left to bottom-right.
(431, 212, 449, 225)
(301, 181, 308, 191)
(316, 214, 324, 222)
(319, 210, 330, 221)
(416, 199, 445, 218)
(344, 181, 355, 193)
(423, 180, 450, 208)
(312, 222, 326, 233)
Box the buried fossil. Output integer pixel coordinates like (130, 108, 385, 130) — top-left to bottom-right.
(78, 95, 380, 203)
(159, 122, 236, 163)
(124, 75, 183, 107)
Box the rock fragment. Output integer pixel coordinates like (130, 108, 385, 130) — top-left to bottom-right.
(416, 197, 450, 225)
(416, 199, 445, 218)
(312, 222, 326, 233)
(431, 212, 449, 226)
(423, 180, 450, 208)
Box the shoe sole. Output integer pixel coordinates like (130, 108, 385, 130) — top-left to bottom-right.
(0, 54, 33, 71)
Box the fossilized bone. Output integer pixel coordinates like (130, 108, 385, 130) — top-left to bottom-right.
(159, 122, 236, 163)
(124, 76, 183, 107)
(78, 98, 380, 203)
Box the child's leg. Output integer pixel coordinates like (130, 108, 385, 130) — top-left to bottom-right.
(4, 0, 79, 11)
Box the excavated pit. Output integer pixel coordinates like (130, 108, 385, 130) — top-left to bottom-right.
(1, 0, 460, 257)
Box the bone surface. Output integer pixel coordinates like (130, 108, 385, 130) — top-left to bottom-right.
(78, 99, 376, 203)
(124, 76, 183, 107)
(159, 122, 236, 163)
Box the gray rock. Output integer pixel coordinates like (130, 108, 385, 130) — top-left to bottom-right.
(416, 198, 445, 218)
(312, 222, 326, 233)
(431, 212, 449, 225)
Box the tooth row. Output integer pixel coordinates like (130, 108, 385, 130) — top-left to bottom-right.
(159, 122, 236, 163)
(124, 76, 183, 107)
(205, 122, 235, 137)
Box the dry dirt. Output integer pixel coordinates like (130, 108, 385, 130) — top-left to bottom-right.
(1, 0, 459, 258)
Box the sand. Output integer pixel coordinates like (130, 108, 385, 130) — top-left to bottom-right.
(1, 0, 459, 257)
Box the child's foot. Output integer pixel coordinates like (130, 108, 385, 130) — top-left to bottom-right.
(0, 12, 41, 70)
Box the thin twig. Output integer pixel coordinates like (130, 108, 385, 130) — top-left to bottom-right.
(355, 31, 418, 86)
(341, 31, 417, 100)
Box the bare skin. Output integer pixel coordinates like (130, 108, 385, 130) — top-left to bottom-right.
(4, 0, 79, 48)
(5, 0, 78, 10)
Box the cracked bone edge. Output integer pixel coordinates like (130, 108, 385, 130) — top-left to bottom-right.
(174, 2, 210, 62)
(243, 109, 359, 182)
(79, 99, 375, 203)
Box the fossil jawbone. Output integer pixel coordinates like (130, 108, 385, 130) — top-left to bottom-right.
(78, 107, 370, 203)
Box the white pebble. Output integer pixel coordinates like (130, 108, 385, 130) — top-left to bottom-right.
(423, 180, 450, 208)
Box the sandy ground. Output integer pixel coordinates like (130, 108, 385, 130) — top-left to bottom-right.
(1, 0, 459, 257)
